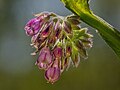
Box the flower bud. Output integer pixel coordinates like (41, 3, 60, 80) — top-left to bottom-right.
(67, 15, 80, 25)
(80, 39, 93, 48)
(41, 22, 53, 38)
(24, 18, 41, 36)
(61, 57, 70, 72)
(53, 47, 62, 59)
(45, 67, 60, 84)
(25, 12, 52, 36)
(45, 59, 60, 84)
(36, 47, 53, 69)
(72, 54, 80, 67)
(63, 21, 72, 34)
(76, 40, 88, 58)
(55, 25, 62, 39)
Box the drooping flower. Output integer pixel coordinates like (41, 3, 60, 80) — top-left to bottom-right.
(24, 18, 41, 36)
(45, 67, 60, 84)
(45, 59, 60, 84)
(24, 12, 51, 36)
(35, 47, 53, 70)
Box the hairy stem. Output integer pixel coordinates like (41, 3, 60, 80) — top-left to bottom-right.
(60, 0, 120, 58)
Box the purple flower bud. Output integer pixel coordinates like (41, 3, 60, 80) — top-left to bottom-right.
(36, 47, 53, 69)
(41, 22, 53, 38)
(53, 22, 62, 39)
(24, 12, 51, 36)
(45, 59, 60, 84)
(24, 18, 41, 36)
(53, 47, 62, 59)
(45, 67, 60, 84)
(55, 27, 62, 39)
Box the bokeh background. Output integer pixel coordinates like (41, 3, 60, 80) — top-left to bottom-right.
(0, 0, 120, 90)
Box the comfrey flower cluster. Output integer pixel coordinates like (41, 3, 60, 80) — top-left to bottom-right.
(24, 12, 93, 84)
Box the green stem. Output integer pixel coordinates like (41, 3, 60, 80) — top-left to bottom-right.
(81, 12, 120, 58)
(61, 0, 120, 58)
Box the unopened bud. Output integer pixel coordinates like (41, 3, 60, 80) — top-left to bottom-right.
(63, 21, 72, 34)
(36, 47, 53, 69)
(53, 47, 62, 59)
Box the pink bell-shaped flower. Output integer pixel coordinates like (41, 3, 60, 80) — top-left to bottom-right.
(24, 18, 41, 36)
(36, 47, 53, 70)
(45, 59, 60, 84)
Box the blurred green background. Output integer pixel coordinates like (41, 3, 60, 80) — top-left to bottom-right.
(0, 0, 120, 90)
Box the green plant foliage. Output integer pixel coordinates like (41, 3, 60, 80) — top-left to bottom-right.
(60, 0, 120, 58)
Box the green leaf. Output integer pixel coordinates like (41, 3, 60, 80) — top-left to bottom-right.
(60, 0, 120, 58)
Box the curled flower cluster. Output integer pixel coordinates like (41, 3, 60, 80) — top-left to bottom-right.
(24, 12, 93, 84)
